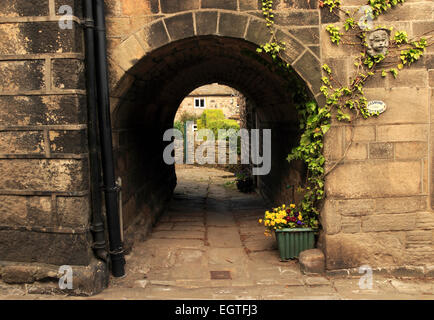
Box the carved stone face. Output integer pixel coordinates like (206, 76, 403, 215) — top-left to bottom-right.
(367, 29, 390, 57)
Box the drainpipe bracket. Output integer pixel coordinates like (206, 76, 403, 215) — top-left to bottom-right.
(109, 248, 126, 274)
(109, 248, 125, 255)
(82, 18, 95, 29)
(92, 240, 106, 250)
(101, 184, 121, 193)
(90, 222, 105, 232)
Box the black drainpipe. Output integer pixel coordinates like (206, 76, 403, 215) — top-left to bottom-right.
(83, 0, 107, 262)
(83, 0, 126, 277)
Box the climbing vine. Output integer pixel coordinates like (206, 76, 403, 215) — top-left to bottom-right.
(257, 0, 433, 231)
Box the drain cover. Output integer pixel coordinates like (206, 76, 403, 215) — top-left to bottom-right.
(210, 271, 231, 280)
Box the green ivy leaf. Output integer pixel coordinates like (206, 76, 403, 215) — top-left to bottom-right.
(321, 124, 331, 134)
(390, 68, 398, 78)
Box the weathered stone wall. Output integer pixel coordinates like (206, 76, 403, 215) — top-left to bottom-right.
(320, 0, 434, 273)
(175, 83, 241, 120)
(0, 0, 106, 294)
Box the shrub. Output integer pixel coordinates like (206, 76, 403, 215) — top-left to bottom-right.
(178, 111, 200, 123)
(174, 120, 184, 135)
(197, 109, 240, 139)
(174, 111, 200, 135)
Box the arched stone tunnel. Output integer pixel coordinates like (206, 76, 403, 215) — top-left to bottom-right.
(110, 35, 312, 231)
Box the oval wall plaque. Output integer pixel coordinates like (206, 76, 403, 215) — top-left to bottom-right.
(367, 100, 387, 114)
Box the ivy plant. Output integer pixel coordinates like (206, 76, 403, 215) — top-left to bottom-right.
(257, 0, 433, 232)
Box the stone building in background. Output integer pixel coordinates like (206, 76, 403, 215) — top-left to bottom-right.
(175, 83, 242, 121)
(0, 0, 433, 294)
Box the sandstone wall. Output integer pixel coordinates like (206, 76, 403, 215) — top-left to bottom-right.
(0, 0, 108, 295)
(0, 0, 93, 266)
(176, 95, 240, 121)
(320, 0, 434, 273)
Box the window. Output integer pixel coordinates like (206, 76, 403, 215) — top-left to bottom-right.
(194, 98, 205, 108)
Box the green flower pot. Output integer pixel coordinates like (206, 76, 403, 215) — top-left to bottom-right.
(275, 228, 315, 260)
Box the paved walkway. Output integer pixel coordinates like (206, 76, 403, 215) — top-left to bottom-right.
(1, 165, 434, 299)
(97, 165, 434, 300)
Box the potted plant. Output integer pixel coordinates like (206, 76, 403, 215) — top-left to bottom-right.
(234, 167, 254, 193)
(259, 204, 316, 260)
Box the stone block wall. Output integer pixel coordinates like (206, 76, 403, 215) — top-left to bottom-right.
(176, 95, 240, 121)
(0, 0, 105, 293)
(320, 0, 434, 272)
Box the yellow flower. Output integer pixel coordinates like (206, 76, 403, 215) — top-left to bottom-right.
(271, 221, 275, 226)
(290, 204, 296, 209)
(282, 204, 286, 208)
(298, 214, 303, 220)
(258, 219, 263, 224)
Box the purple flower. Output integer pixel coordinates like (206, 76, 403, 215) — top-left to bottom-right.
(297, 221, 302, 225)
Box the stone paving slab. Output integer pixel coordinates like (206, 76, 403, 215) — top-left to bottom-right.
(172, 224, 206, 232)
(207, 213, 236, 226)
(243, 238, 277, 252)
(247, 251, 288, 266)
(151, 230, 205, 240)
(207, 227, 243, 248)
(166, 216, 205, 223)
(238, 219, 264, 229)
(152, 222, 174, 231)
(390, 279, 434, 295)
(143, 238, 205, 248)
(304, 276, 332, 286)
(208, 247, 249, 265)
(239, 227, 265, 236)
(166, 210, 206, 217)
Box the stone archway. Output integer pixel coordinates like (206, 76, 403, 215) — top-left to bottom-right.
(107, 11, 322, 100)
(105, 10, 321, 237)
